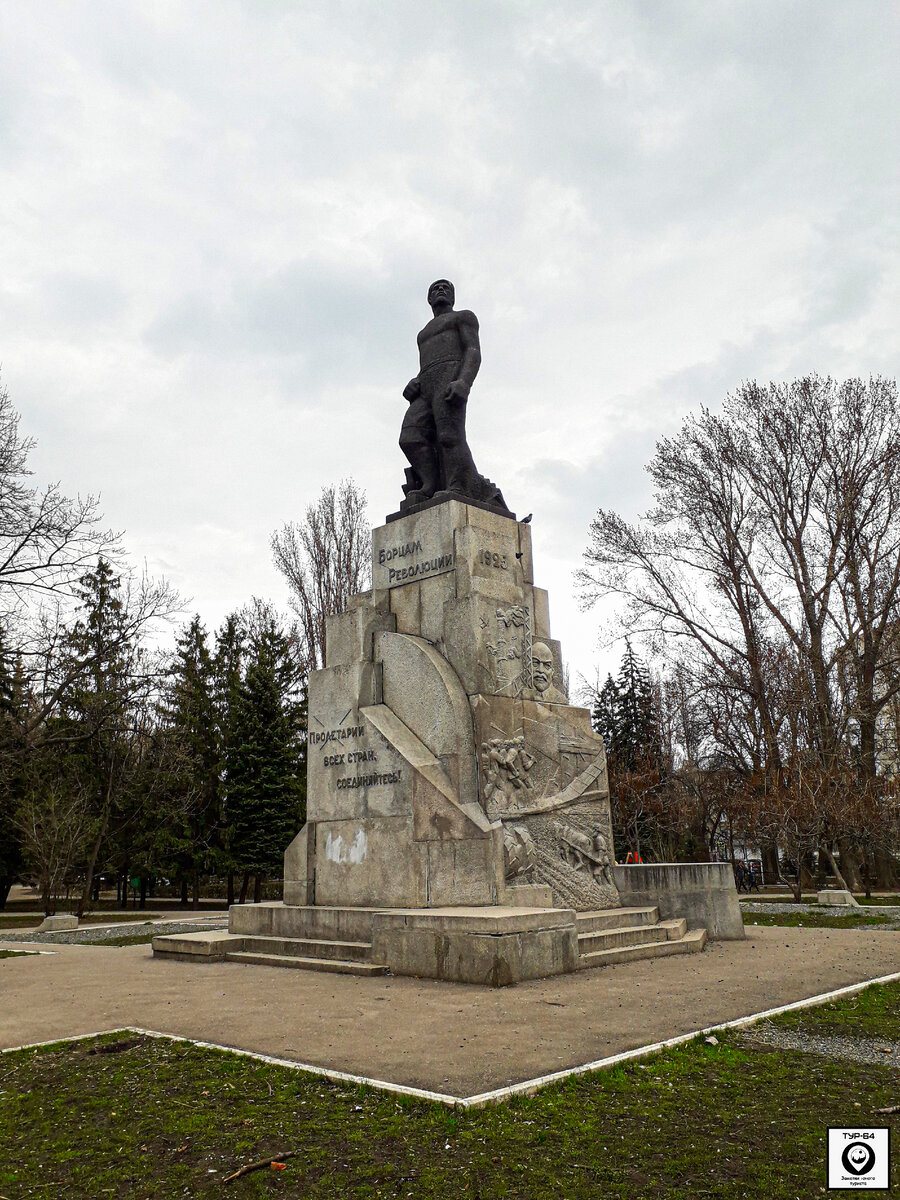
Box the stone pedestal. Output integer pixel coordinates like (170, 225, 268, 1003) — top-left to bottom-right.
(286, 499, 618, 916)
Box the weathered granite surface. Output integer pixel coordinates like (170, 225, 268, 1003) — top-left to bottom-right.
(612, 863, 745, 940)
(285, 500, 619, 914)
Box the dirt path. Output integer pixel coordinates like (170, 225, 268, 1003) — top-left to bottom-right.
(3, 926, 899, 1095)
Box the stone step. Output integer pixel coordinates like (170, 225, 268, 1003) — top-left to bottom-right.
(575, 906, 660, 933)
(229, 903, 382, 943)
(658, 918, 688, 940)
(240, 935, 373, 961)
(225, 951, 387, 976)
(577, 923, 669, 953)
(577, 928, 707, 970)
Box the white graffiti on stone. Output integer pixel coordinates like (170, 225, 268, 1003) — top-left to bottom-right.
(324, 829, 368, 865)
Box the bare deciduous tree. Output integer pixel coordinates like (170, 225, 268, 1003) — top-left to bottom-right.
(579, 376, 900, 783)
(271, 479, 371, 674)
(15, 778, 92, 915)
(0, 376, 118, 626)
(580, 376, 900, 886)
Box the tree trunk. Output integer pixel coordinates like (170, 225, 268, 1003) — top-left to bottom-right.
(238, 871, 250, 905)
(821, 845, 850, 893)
(77, 826, 106, 919)
(873, 851, 899, 890)
(761, 841, 780, 886)
(863, 857, 873, 899)
(139, 877, 147, 909)
(0, 877, 12, 911)
(180, 877, 188, 907)
(858, 713, 879, 781)
(253, 873, 263, 904)
(192, 873, 200, 910)
(836, 840, 863, 891)
(226, 872, 235, 907)
(800, 852, 816, 892)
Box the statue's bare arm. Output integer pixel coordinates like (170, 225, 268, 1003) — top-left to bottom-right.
(445, 310, 481, 404)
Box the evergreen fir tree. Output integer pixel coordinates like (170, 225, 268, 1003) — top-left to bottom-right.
(58, 558, 148, 914)
(0, 628, 25, 908)
(614, 641, 658, 770)
(591, 673, 619, 755)
(214, 613, 245, 888)
(158, 616, 222, 904)
(227, 610, 304, 888)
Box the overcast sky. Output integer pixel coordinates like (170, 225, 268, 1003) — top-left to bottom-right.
(2, 1, 897, 688)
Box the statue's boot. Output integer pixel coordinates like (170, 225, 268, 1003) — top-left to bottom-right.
(399, 437, 440, 504)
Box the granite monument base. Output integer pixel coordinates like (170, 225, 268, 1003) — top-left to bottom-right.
(152, 899, 707, 984)
(155, 500, 728, 982)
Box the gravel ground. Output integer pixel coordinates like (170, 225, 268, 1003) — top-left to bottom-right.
(741, 901, 821, 914)
(741, 1021, 900, 1070)
(1, 916, 229, 945)
(740, 900, 900, 917)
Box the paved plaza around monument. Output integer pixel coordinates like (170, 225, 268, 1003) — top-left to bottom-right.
(4, 925, 900, 1098)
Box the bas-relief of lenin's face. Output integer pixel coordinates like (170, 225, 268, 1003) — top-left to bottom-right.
(532, 642, 554, 694)
(428, 279, 455, 307)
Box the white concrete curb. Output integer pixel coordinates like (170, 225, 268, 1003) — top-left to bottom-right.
(5, 969, 900, 1109)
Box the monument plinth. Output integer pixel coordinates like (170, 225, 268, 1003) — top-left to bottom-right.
(287, 499, 618, 916)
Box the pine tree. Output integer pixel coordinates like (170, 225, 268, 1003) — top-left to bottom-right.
(226, 609, 304, 898)
(614, 642, 658, 770)
(0, 628, 25, 908)
(591, 673, 619, 755)
(159, 616, 222, 907)
(58, 559, 147, 915)
(214, 613, 245, 897)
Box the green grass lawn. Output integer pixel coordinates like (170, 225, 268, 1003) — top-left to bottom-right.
(740, 893, 900, 905)
(0, 911, 164, 930)
(772, 978, 900, 1041)
(3, 984, 900, 1199)
(745, 910, 899, 929)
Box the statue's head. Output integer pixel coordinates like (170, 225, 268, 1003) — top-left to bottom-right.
(531, 642, 554, 694)
(428, 279, 455, 308)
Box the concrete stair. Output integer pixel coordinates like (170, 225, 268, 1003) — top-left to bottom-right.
(225, 951, 387, 975)
(151, 923, 387, 977)
(575, 907, 706, 970)
(575, 905, 660, 933)
(153, 901, 708, 978)
(237, 935, 375, 961)
(225, 934, 385, 975)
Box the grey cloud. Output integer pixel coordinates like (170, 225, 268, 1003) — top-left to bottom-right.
(41, 273, 127, 325)
(143, 259, 428, 389)
(0, 0, 895, 644)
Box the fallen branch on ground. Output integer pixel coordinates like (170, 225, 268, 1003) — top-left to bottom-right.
(223, 1150, 301, 1183)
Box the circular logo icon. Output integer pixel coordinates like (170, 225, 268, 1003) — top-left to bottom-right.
(842, 1141, 876, 1176)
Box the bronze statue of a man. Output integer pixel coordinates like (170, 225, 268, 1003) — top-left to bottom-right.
(398, 280, 509, 514)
